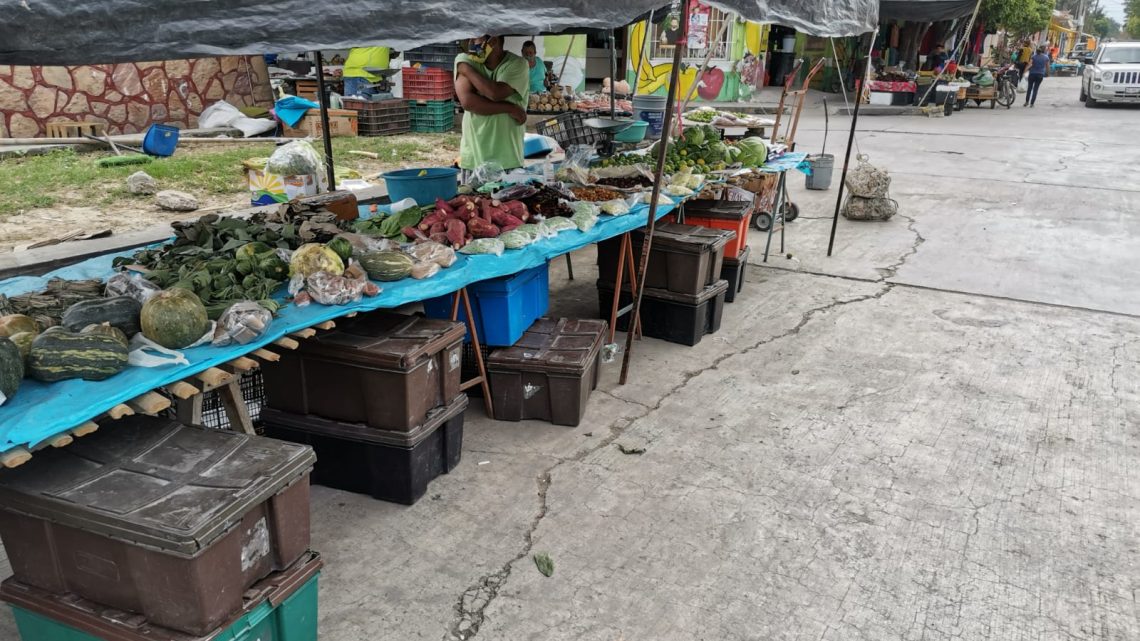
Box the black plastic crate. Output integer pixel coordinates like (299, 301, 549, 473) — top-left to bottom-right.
(405, 43, 461, 70)
(462, 341, 490, 397)
(720, 244, 751, 303)
(343, 98, 411, 137)
(535, 111, 602, 148)
(260, 395, 467, 505)
(597, 280, 729, 346)
(164, 369, 266, 432)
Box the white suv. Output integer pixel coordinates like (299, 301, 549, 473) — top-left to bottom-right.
(1082, 42, 1140, 107)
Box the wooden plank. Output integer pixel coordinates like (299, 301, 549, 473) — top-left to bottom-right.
(196, 367, 233, 388)
(165, 381, 200, 399)
(127, 391, 171, 416)
(31, 433, 74, 451)
(273, 337, 300, 350)
(175, 395, 204, 426)
(1, 448, 32, 469)
(108, 404, 134, 419)
(314, 320, 336, 330)
(219, 380, 256, 435)
(71, 421, 100, 437)
(227, 356, 259, 372)
(291, 328, 317, 339)
(251, 348, 280, 362)
(345, 312, 358, 318)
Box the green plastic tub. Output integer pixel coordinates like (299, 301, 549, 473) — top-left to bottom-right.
(2, 554, 321, 641)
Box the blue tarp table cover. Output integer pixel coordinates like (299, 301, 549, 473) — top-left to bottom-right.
(0, 203, 673, 450)
(0, 154, 808, 452)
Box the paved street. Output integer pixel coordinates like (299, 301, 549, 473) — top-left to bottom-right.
(2, 76, 1137, 640)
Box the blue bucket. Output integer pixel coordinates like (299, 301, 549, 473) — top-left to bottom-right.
(142, 124, 179, 157)
(382, 167, 459, 205)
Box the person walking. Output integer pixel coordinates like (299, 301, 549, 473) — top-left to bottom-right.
(1024, 46, 1050, 107)
(1015, 40, 1034, 87)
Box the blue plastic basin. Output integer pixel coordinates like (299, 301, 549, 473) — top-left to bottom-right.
(383, 167, 459, 205)
(614, 120, 649, 143)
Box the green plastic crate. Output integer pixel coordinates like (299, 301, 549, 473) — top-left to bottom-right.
(407, 99, 454, 133)
(6, 570, 320, 641)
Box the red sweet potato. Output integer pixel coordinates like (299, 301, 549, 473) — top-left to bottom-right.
(445, 219, 467, 248)
(429, 232, 451, 245)
(489, 210, 523, 229)
(467, 217, 501, 238)
(429, 222, 447, 236)
(500, 221, 523, 234)
(479, 199, 496, 223)
(418, 210, 449, 230)
(451, 201, 477, 222)
(402, 226, 427, 241)
(501, 200, 529, 221)
(435, 197, 455, 216)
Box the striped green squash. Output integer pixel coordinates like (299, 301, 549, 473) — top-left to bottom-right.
(28, 325, 129, 383)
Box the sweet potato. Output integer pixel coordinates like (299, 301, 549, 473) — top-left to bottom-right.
(429, 232, 451, 245)
(445, 219, 467, 248)
(500, 221, 523, 234)
(489, 210, 524, 229)
(449, 195, 479, 209)
(418, 210, 449, 230)
(402, 226, 427, 240)
(435, 198, 455, 216)
(429, 222, 447, 236)
(479, 199, 497, 223)
(501, 200, 529, 221)
(451, 200, 477, 222)
(467, 217, 501, 238)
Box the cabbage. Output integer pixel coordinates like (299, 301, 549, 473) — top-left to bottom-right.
(289, 243, 345, 278)
(683, 127, 705, 146)
(736, 137, 769, 167)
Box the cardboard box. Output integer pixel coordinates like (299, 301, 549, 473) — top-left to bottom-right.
(283, 108, 358, 138)
(247, 169, 318, 205)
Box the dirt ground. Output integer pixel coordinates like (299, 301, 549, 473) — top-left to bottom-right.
(0, 134, 459, 253)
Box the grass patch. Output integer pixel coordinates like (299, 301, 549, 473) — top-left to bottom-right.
(0, 133, 462, 217)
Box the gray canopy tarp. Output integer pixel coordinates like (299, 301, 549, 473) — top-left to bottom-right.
(0, 0, 876, 66)
(879, 0, 977, 22)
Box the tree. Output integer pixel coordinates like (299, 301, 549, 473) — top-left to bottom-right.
(1127, 0, 1140, 38)
(1086, 9, 1120, 39)
(981, 0, 1054, 37)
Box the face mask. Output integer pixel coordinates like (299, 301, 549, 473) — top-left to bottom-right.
(468, 42, 491, 63)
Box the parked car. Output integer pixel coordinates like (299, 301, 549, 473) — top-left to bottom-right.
(1081, 42, 1140, 107)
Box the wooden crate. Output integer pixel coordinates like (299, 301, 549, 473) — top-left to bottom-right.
(283, 108, 359, 138)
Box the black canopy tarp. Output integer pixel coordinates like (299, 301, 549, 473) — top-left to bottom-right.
(879, 0, 976, 22)
(0, 0, 876, 66)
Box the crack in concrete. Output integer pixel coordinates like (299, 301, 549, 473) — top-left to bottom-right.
(444, 281, 896, 641)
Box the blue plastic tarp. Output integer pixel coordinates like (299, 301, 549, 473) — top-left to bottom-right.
(0, 203, 674, 450)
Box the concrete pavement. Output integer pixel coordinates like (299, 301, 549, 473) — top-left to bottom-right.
(1, 77, 1137, 640)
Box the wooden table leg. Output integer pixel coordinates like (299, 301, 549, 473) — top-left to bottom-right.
(175, 395, 204, 426)
(219, 380, 256, 435)
(450, 287, 494, 419)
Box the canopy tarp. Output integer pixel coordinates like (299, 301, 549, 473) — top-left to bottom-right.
(0, 0, 876, 66)
(879, 0, 976, 22)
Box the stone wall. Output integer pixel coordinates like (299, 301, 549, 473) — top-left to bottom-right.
(0, 56, 274, 138)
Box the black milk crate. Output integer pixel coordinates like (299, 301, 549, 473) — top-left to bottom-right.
(406, 43, 462, 70)
(343, 98, 411, 137)
(535, 111, 602, 149)
(165, 369, 266, 432)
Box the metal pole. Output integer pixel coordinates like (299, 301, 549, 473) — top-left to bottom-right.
(610, 29, 618, 118)
(826, 32, 875, 257)
(619, 21, 687, 386)
(313, 50, 336, 191)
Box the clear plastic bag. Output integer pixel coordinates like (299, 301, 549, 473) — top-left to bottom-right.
(458, 238, 506, 256)
(410, 261, 441, 279)
(105, 272, 162, 304)
(600, 199, 631, 216)
(266, 140, 323, 176)
(569, 201, 600, 217)
(212, 301, 273, 346)
(538, 217, 577, 235)
(469, 161, 505, 188)
(500, 227, 539, 249)
(306, 271, 367, 306)
(406, 241, 457, 267)
(338, 232, 400, 255)
(554, 145, 594, 184)
(571, 208, 598, 232)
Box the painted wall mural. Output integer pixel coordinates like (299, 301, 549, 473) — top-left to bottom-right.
(625, 19, 768, 102)
(0, 56, 274, 138)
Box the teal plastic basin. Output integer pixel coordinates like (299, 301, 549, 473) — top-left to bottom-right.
(613, 120, 649, 143)
(382, 167, 459, 205)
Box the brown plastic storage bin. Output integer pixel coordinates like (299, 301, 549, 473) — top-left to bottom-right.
(0, 415, 315, 636)
(261, 311, 465, 430)
(487, 318, 607, 427)
(597, 222, 735, 295)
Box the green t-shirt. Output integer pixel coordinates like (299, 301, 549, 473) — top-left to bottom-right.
(528, 57, 547, 94)
(455, 52, 529, 170)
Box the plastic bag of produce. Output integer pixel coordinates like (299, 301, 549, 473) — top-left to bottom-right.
(290, 243, 345, 277)
(212, 301, 273, 346)
(571, 208, 598, 232)
(555, 145, 594, 184)
(305, 270, 381, 306)
(459, 238, 506, 256)
(266, 140, 323, 176)
(406, 241, 457, 267)
(600, 199, 632, 216)
(569, 200, 600, 217)
(105, 272, 162, 304)
(500, 226, 540, 249)
(410, 261, 441, 279)
(469, 161, 505, 188)
(539, 217, 577, 235)
(665, 184, 695, 197)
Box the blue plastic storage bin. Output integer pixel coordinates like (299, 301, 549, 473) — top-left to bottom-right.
(382, 167, 459, 205)
(142, 124, 179, 157)
(423, 262, 549, 346)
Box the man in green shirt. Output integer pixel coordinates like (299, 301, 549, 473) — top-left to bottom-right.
(454, 36, 529, 171)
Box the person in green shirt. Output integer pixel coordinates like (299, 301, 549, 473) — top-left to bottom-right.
(343, 47, 392, 97)
(454, 36, 529, 171)
(522, 40, 550, 94)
